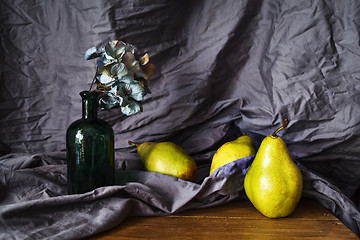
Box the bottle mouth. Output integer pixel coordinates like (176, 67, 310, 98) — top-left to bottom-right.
(80, 91, 100, 104)
(80, 91, 99, 98)
(80, 91, 99, 120)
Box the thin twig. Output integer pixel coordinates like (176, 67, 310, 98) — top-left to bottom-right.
(89, 66, 98, 91)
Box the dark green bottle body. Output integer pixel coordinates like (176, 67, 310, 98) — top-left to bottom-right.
(66, 91, 115, 194)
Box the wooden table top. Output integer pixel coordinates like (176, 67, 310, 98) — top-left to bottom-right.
(87, 198, 358, 239)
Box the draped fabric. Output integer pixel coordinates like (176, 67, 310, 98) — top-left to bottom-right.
(0, 0, 359, 239)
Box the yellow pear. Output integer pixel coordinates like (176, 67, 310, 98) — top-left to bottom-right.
(209, 134, 256, 175)
(244, 119, 303, 218)
(129, 141, 197, 181)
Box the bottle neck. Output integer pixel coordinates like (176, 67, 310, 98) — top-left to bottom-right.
(80, 91, 99, 120)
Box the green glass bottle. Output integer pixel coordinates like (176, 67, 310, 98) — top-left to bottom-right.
(66, 91, 115, 194)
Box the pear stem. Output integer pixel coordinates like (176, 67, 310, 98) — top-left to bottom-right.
(128, 141, 139, 147)
(271, 119, 289, 137)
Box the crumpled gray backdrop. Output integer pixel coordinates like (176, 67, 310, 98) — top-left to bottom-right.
(1, 0, 360, 239)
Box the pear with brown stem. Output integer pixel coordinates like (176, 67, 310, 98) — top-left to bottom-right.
(244, 119, 303, 218)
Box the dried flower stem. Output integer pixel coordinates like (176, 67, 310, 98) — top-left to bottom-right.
(89, 66, 98, 92)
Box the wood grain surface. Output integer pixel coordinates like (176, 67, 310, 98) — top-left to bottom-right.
(87, 198, 358, 239)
